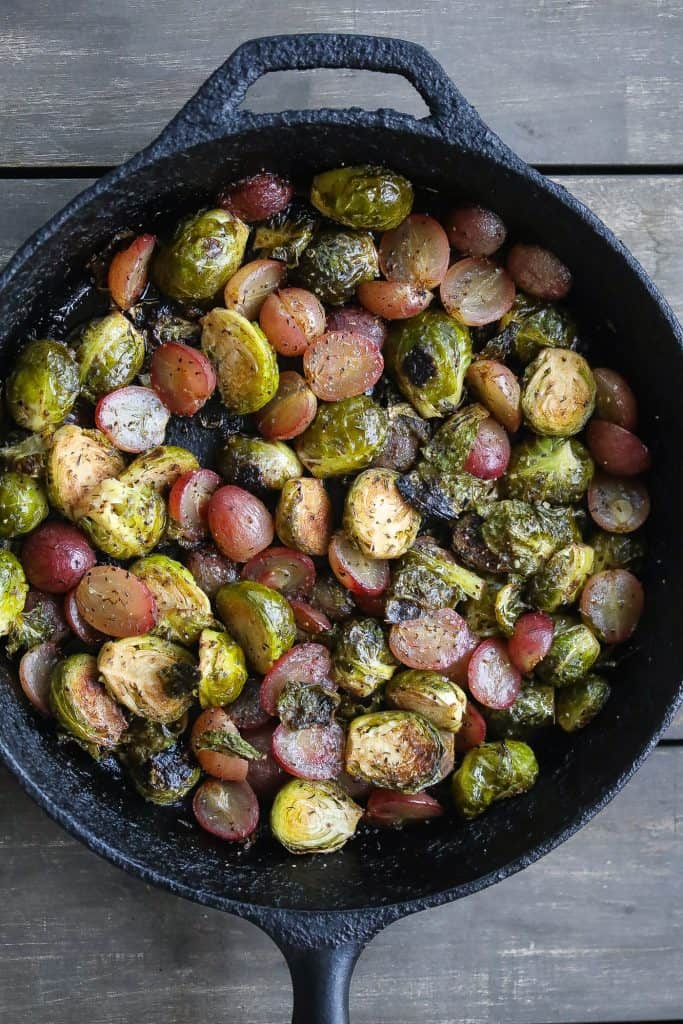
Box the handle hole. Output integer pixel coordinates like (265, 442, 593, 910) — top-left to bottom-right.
(240, 69, 429, 118)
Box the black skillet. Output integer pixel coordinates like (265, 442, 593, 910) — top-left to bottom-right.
(1, 33, 682, 1024)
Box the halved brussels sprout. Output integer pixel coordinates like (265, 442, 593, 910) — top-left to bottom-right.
(372, 401, 431, 474)
(201, 308, 278, 413)
(275, 477, 333, 556)
(535, 504, 582, 550)
(47, 425, 126, 520)
(422, 404, 490, 474)
(125, 745, 201, 805)
(217, 435, 302, 494)
(153, 208, 249, 301)
(150, 309, 201, 347)
(385, 310, 472, 418)
(215, 580, 296, 674)
(252, 204, 317, 267)
(536, 618, 600, 687)
(589, 530, 645, 574)
(386, 535, 484, 622)
(51, 653, 127, 752)
(120, 715, 188, 762)
(527, 543, 595, 612)
(98, 635, 197, 722)
(521, 349, 596, 437)
(481, 500, 559, 577)
(271, 779, 362, 854)
(296, 396, 388, 478)
(276, 679, 340, 729)
(500, 293, 576, 363)
(485, 683, 555, 739)
(6, 339, 79, 432)
(385, 669, 467, 732)
(505, 436, 594, 505)
(345, 710, 444, 792)
(294, 228, 379, 305)
(0, 550, 28, 636)
(451, 740, 539, 819)
(119, 445, 199, 494)
(310, 573, 356, 622)
(0, 432, 48, 478)
(494, 577, 526, 636)
(463, 575, 505, 638)
(77, 477, 166, 559)
(311, 165, 413, 231)
(76, 311, 145, 401)
(197, 627, 247, 708)
(556, 674, 611, 732)
(331, 617, 397, 698)
(130, 555, 214, 644)
(0, 471, 48, 537)
(397, 464, 499, 521)
(343, 468, 421, 560)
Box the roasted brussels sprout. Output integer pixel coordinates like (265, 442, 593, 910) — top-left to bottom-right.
(385, 311, 472, 418)
(98, 635, 197, 722)
(310, 573, 356, 622)
(77, 478, 166, 559)
(589, 530, 645, 574)
(331, 617, 397, 698)
(481, 500, 559, 577)
(386, 535, 484, 622)
(505, 436, 594, 505)
(345, 710, 444, 792)
(485, 683, 555, 739)
(47, 425, 125, 520)
(294, 228, 379, 305)
(119, 445, 199, 493)
(500, 293, 576, 363)
(152, 208, 249, 301)
(51, 653, 127, 752)
(422, 404, 490, 473)
(150, 309, 201, 347)
(215, 580, 296, 674)
(527, 543, 595, 612)
(271, 778, 362, 854)
(372, 401, 431, 474)
(125, 745, 201, 805)
(76, 311, 145, 401)
(397, 464, 498, 522)
(252, 203, 317, 267)
(197, 627, 247, 708)
(201, 308, 278, 414)
(296, 396, 388, 478)
(130, 555, 214, 644)
(536, 618, 600, 687)
(451, 740, 539, 819)
(463, 575, 505, 638)
(556, 674, 611, 732)
(343, 468, 421, 560)
(275, 477, 333, 556)
(451, 511, 506, 574)
(0, 550, 28, 635)
(6, 339, 79, 432)
(311, 165, 413, 231)
(494, 577, 526, 636)
(276, 679, 340, 729)
(0, 471, 48, 537)
(218, 435, 302, 494)
(521, 349, 596, 437)
(120, 715, 187, 762)
(385, 669, 467, 732)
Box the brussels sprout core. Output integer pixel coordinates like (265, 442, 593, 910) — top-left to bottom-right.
(271, 779, 363, 854)
(345, 710, 444, 792)
(344, 468, 421, 559)
(386, 670, 467, 732)
(522, 349, 596, 437)
(98, 635, 197, 722)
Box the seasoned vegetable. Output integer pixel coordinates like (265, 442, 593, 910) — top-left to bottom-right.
(343, 468, 421, 560)
(126, 745, 200, 805)
(295, 228, 379, 305)
(275, 478, 333, 556)
(51, 653, 127, 752)
(331, 617, 397, 697)
(536, 619, 600, 687)
(485, 683, 555, 739)
(46, 425, 125, 520)
(528, 544, 595, 612)
(590, 530, 644, 574)
(215, 580, 296, 674)
(130, 555, 214, 644)
(481, 500, 561, 577)
(201, 308, 279, 414)
(389, 608, 477, 680)
(98, 635, 197, 722)
(271, 779, 362, 854)
(217, 435, 302, 494)
(304, 330, 384, 400)
(385, 670, 467, 732)
(310, 573, 356, 622)
(0, 471, 48, 537)
(197, 627, 248, 708)
(521, 349, 596, 436)
(77, 478, 166, 559)
(76, 312, 145, 401)
(398, 464, 498, 522)
(500, 293, 576, 364)
(385, 310, 472, 418)
(556, 675, 611, 732)
(7, 340, 79, 432)
(119, 445, 199, 494)
(152, 208, 249, 301)
(150, 343, 217, 416)
(296, 396, 388, 478)
(311, 165, 413, 230)
(505, 436, 594, 505)
(452, 740, 539, 819)
(345, 710, 444, 792)
(252, 204, 317, 267)
(0, 550, 28, 635)
(75, 565, 157, 637)
(372, 401, 430, 474)
(95, 386, 170, 453)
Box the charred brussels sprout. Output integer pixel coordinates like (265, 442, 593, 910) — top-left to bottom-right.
(486, 684, 555, 739)
(51, 653, 127, 752)
(500, 293, 577, 363)
(463, 576, 505, 638)
(398, 464, 498, 522)
(385, 670, 467, 732)
(536, 619, 600, 687)
(481, 500, 559, 577)
(494, 578, 526, 636)
(372, 401, 431, 474)
(201, 308, 278, 413)
(125, 745, 200, 805)
(556, 674, 611, 732)
(295, 228, 379, 305)
(386, 535, 484, 622)
(452, 740, 539, 819)
(296, 396, 388, 478)
(276, 680, 340, 729)
(0, 550, 28, 636)
(119, 445, 199, 493)
(98, 635, 197, 722)
(152, 208, 249, 301)
(218, 435, 302, 494)
(331, 617, 397, 698)
(590, 530, 645, 574)
(311, 165, 413, 231)
(505, 436, 594, 505)
(120, 716, 187, 762)
(0, 471, 48, 537)
(422, 404, 490, 473)
(197, 627, 247, 708)
(385, 311, 472, 418)
(47, 425, 125, 520)
(76, 312, 145, 401)
(522, 349, 596, 437)
(345, 710, 444, 792)
(7, 339, 79, 432)
(527, 543, 594, 612)
(343, 468, 421, 559)
(252, 204, 317, 267)
(311, 574, 356, 622)
(215, 580, 296, 674)
(77, 478, 166, 559)
(271, 779, 362, 854)
(130, 555, 214, 644)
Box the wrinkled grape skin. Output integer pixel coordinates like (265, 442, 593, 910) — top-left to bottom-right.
(218, 172, 293, 222)
(507, 244, 572, 301)
(184, 546, 239, 599)
(446, 205, 507, 257)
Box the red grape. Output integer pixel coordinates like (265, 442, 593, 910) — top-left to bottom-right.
(95, 386, 170, 452)
(580, 569, 644, 643)
(75, 565, 158, 637)
(260, 287, 325, 356)
(168, 468, 222, 543)
(351, 590, 386, 618)
(389, 608, 476, 674)
(255, 371, 318, 441)
(379, 214, 450, 288)
(225, 678, 272, 732)
(150, 343, 216, 417)
(19, 642, 60, 716)
(453, 701, 487, 752)
(22, 522, 95, 593)
(260, 643, 332, 716)
(108, 233, 155, 309)
(463, 417, 511, 480)
(218, 172, 293, 222)
(208, 485, 274, 562)
(272, 721, 344, 780)
(241, 547, 315, 598)
(245, 723, 288, 800)
(184, 545, 239, 598)
(466, 359, 522, 433)
(64, 589, 107, 645)
(223, 258, 286, 319)
(357, 280, 432, 320)
(588, 473, 650, 533)
(328, 531, 390, 598)
(193, 779, 259, 841)
(440, 257, 516, 326)
(303, 331, 384, 401)
(289, 599, 332, 636)
(506, 243, 572, 301)
(446, 205, 507, 257)
(593, 367, 638, 431)
(325, 305, 387, 350)
(586, 420, 650, 476)
(508, 612, 555, 675)
(191, 708, 249, 782)
(467, 638, 522, 709)
(365, 789, 444, 827)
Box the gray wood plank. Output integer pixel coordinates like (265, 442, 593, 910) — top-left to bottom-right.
(0, 747, 681, 1024)
(1, 1, 682, 167)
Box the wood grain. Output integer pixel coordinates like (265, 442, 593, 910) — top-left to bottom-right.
(1, 1, 682, 167)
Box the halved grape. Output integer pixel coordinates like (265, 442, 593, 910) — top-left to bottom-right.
(223, 258, 287, 320)
(303, 332, 384, 400)
(191, 708, 249, 782)
(260, 643, 332, 716)
(272, 721, 344, 780)
(446, 205, 507, 257)
(22, 522, 96, 593)
(255, 371, 318, 441)
(440, 257, 516, 326)
(580, 569, 644, 643)
(95, 386, 170, 452)
(389, 608, 476, 674)
(588, 474, 650, 533)
(466, 359, 522, 433)
(168, 469, 222, 543)
(328, 531, 390, 597)
(338, 771, 373, 802)
(184, 545, 239, 599)
(289, 599, 332, 636)
(193, 779, 259, 841)
(64, 589, 106, 645)
(467, 638, 522, 709)
(453, 700, 487, 752)
(241, 547, 315, 598)
(260, 287, 326, 356)
(19, 642, 60, 716)
(150, 343, 217, 417)
(218, 171, 293, 222)
(245, 723, 288, 800)
(506, 243, 572, 301)
(325, 305, 387, 350)
(352, 590, 386, 618)
(586, 421, 650, 476)
(365, 788, 444, 827)
(226, 678, 272, 732)
(463, 417, 511, 480)
(208, 485, 274, 562)
(593, 367, 638, 431)
(379, 214, 450, 288)
(108, 233, 156, 309)
(508, 612, 555, 675)
(75, 565, 158, 637)
(356, 281, 433, 320)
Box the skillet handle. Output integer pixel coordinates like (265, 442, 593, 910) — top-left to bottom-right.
(281, 940, 364, 1024)
(150, 33, 489, 150)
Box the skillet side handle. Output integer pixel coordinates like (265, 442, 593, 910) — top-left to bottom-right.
(281, 941, 364, 1024)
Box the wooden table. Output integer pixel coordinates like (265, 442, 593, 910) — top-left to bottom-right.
(1, 4, 682, 1021)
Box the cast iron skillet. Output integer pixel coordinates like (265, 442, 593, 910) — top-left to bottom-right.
(1, 33, 682, 1024)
